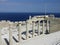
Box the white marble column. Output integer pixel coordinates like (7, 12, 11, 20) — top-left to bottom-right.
(26, 21, 29, 39)
(38, 20, 40, 35)
(0, 28, 2, 45)
(18, 23, 21, 45)
(9, 24, 13, 45)
(42, 20, 45, 34)
(47, 20, 48, 28)
(47, 20, 50, 33)
(32, 21, 35, 37)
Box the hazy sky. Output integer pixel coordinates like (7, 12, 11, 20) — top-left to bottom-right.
(0, 0, 60, 13)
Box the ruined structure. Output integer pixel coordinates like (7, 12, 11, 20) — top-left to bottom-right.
(0, 15, 55, 45)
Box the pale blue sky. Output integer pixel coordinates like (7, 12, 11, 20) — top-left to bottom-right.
(0, 0, 60, 13)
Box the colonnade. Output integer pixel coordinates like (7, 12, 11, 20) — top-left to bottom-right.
(0, 19, 50, 45)
(17, 20, 49, 45)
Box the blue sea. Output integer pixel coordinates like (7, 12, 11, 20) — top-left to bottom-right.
(0, 13, 60, 21)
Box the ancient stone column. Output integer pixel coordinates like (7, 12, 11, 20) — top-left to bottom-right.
(47, 20, 49, 31)
(49, 20, 50, 33)
(38, 20, 40, 35)
(0, 28, 2, 45)
(9, 24, 13, 45)
(42, 20, 45, 34)
(26, 21, 29, 39)
(32, 21, 35, 37)
(18, 22, 21, 45)
(47, 20, 50, 33)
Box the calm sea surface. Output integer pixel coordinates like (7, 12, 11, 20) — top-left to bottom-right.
(0, 13, 60, 21)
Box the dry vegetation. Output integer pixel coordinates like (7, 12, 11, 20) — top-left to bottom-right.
(50, 17, 60, 33)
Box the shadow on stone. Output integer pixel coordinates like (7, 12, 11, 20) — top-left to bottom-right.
(45, 30, 49, 34)
(4, 38, 9, 45)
